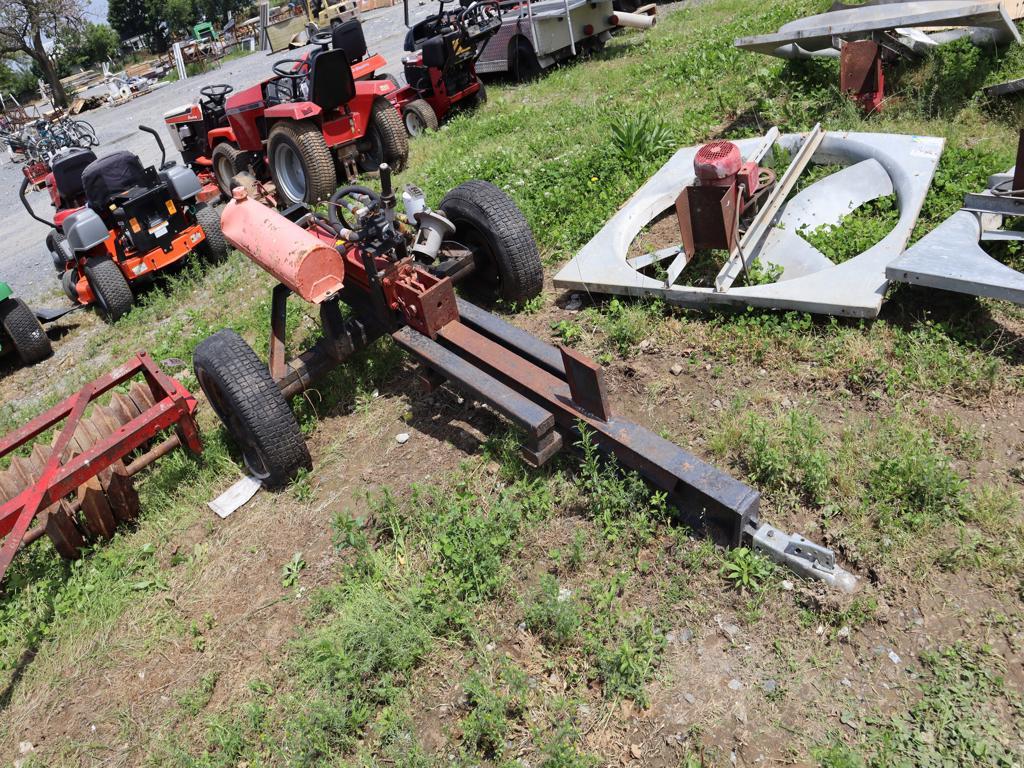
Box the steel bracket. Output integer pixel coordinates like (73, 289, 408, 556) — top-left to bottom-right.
(751, 523, 857, 592)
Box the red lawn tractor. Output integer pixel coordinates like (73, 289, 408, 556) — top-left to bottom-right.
(19, 127, 226, 322)
(163, 39, 408, 207)
(395, 0, 500, 135)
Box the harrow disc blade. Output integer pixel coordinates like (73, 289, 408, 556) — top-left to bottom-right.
(78, 476, 117, 540)
(46, 500, 86, 560)
(102, 461, 140, 525)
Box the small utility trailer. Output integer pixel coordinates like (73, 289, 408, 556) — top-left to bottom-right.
(474, 0, 654, 79)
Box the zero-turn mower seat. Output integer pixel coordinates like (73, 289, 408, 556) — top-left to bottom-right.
(422, 35, 448, 69)
(50, 147, 97, 208)
(309, 48, 356, 111)
(81, 151, 149, 211)
(332, 19, 368, 64)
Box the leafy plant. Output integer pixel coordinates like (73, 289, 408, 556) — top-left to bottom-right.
(596, 618, 664, 706)
(524, 574, 582, 648)
(610, 112, 675, 166)
(552, 319, 583, 346)
(281, 552, 306, 587)
(738, 409, 830, 505)
(867, 429, 965, 533)
(460, 673, 517, 758)
(720, 547, 773, 593)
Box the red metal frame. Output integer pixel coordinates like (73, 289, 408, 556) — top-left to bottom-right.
(0, 353, 201, 582)
(23, 161, 50, 188)
(840, 39, 885, 114)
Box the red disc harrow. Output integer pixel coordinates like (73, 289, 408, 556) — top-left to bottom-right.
(0, 352, 202, 584)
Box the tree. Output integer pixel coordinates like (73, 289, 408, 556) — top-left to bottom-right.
(0, 55, 38, 100)
(0, 0, 85, 108)
(108, 0, 153, 41)
(59, 23, 120, 69)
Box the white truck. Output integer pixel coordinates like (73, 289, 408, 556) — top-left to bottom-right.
(474, 0, 654, 79)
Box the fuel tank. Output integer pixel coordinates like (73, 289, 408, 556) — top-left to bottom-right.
(220, 187, 345, 303)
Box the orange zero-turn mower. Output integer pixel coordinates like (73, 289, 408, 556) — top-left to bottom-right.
(19, 125, 227, 322)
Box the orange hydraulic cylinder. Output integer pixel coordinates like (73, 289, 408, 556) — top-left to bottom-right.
(220, 187, 345, 303)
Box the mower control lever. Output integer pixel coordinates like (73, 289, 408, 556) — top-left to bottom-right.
(18, 176, 54, 228)
(138, 124, 172, 169)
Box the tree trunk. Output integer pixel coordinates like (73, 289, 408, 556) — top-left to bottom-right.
(31, 29, 68, 108)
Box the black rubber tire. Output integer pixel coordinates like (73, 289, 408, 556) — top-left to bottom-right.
(193, 329, 311, 487)
(511, 37, 541, 82)
(46, 231, 72, 272)
(0, 298, 52, 364)
(268, 120, 337, 204)
(194, 204, 228, 261)
(439, 180, 542, 304)
(402, 99, 439, 137)
(83, 256, 133, 321)
(211, 143, 251, 196)
(61, 269, 79, 303)
(468, 80, 487, 107)
(358, 97, 409, 174)
(612, 0, 639, 11)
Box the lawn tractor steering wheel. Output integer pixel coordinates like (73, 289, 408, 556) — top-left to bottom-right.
(310, 28, 334, 48)
(272, 58, 311, 79)
(457, 0, 500, 37)
(200, 84, 233, 105)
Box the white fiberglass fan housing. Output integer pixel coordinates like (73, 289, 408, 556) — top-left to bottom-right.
(553, 129, 944, 318)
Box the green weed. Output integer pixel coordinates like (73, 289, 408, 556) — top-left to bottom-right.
(281, 552, 306, 588)
(817, 644, 1023, 767)
(595, 617, 664, 707)
(611, 112, 676, 166)
(524, 574, 582, 648)
(721, 547, 774, 593)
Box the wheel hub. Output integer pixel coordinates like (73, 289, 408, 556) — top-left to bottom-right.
(273, 142, 307, 202)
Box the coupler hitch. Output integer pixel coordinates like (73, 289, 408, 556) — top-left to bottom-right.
(195, 167, 855, 590)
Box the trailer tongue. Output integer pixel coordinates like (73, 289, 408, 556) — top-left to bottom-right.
(195, 167, 856, 591)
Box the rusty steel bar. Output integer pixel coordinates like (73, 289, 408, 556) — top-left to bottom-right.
(434, 313, 760, 545)
(393, 326, 557, 442)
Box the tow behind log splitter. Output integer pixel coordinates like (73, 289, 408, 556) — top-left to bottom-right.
(195, 166, 856, 590)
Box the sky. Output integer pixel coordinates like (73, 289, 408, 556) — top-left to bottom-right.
(86, 0, 109, 24)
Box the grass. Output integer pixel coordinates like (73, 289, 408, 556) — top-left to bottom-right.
(2, 0, 1024, 764)
(818, 644, 1024, 767)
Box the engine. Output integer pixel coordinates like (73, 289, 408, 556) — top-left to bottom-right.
(676, 140, 774, 256)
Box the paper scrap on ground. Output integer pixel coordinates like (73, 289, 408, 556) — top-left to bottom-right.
(208, 474, 262, 518)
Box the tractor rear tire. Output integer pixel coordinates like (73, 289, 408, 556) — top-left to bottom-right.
(195, 204, 228, 262)
(440, 180, 542, 304)
(268, 120, 337, 205)
(193, 329, 311, 488)
(83, 256, 133, 322)
(359, 97, 408, 174)
(0, 298, 52, 365)
(402, 99, 438, 137)
(211, 143, 251, 196)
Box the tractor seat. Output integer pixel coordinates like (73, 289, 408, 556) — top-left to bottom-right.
(50, 147, 97, 208)
(81, 151, 150, 211)
(308, 48, 356, 111)
(331, 19, 367, 64)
